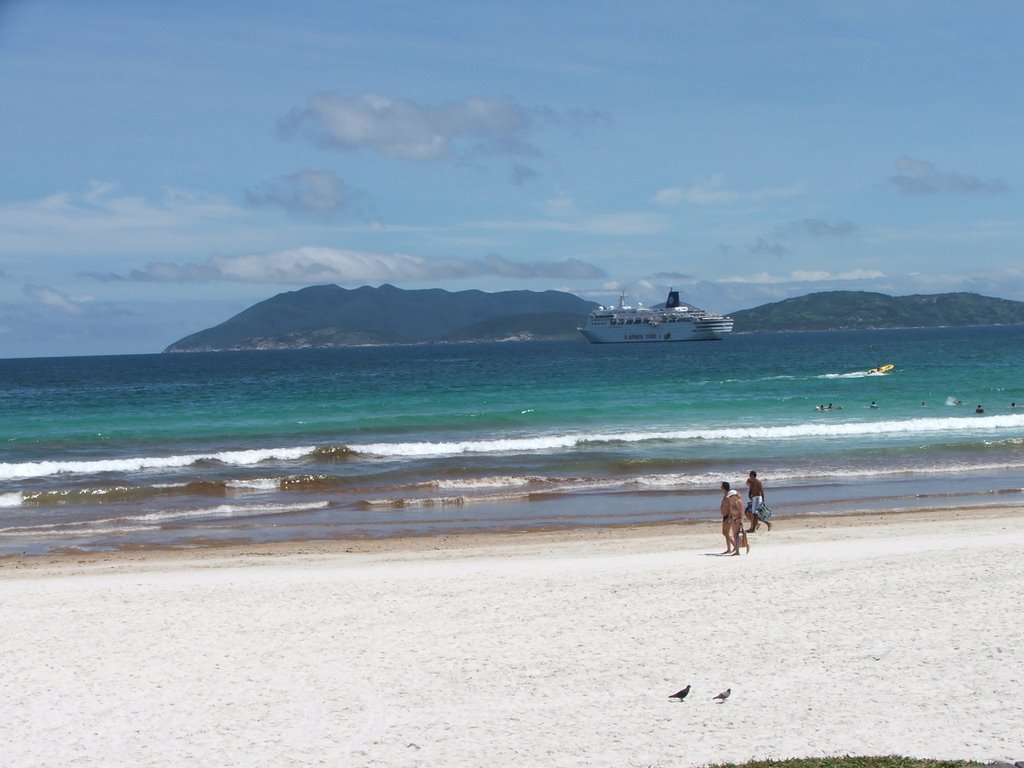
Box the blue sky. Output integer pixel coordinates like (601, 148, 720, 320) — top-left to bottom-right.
(2, 1, 1022, 358)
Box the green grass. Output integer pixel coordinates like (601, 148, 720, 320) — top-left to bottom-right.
(704, 759, 991, 768)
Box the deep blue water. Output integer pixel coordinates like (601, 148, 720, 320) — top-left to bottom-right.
(3, 326, 1024, 555)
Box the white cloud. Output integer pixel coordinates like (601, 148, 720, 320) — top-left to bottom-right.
(682, 175, 737, 205)
(717, 269, 885, 285)
(0, 183, 248, 256)
(22, 284, 86, 314)
(280, 92, 546, 161)
(655, 175, 803, 206)
(125, 246, 606, 284)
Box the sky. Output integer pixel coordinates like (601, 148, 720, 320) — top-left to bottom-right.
(1, 0, 1022, 358)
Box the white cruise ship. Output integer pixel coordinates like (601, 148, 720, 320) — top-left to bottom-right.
(578, 289, 733, 344)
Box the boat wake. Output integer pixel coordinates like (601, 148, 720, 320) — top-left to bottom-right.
(821, 371, 874, 379)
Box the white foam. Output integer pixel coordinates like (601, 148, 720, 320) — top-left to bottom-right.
(0, 492, 24, 508)
(351, 434, 580, 457)
(657, 414, 1024, 442)
(133, 500, 330, 524)
(350, 414, 1024, 459)
(5, 414, 1024, 481)
(820, 371, 871, 379)
(363, 496, 470, 508)
(635, 458, 1024, 488)
(226, 478, 282, 492)
(0, 500, 331, 538)
(214, 447, 314, 466)
(0, 525, 153, 538)
(0, 446, 318, 481)
(433, 476, 535, 490)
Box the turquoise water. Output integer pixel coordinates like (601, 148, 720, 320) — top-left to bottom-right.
(2, 326, 1024, 555)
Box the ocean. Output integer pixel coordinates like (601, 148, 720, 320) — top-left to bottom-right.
(2, 326, 1024, 556)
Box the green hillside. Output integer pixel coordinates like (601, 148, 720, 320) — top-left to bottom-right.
(165, 284, 595, 351)
(730, 291, 1024, 332)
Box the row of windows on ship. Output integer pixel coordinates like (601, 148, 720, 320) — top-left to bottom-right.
(607, 316, 689, 325)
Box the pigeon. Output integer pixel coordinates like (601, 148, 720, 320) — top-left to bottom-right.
(713, 688, 731, 702)
(669, 685, 690, 701)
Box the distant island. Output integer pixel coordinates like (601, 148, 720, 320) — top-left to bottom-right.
(164, 284, 596, 352)
(163, 285, 1024, 352)
(729, 290, 1024, 332)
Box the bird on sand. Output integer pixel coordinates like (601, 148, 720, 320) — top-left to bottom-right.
(669, 685, 690, 701)
(713, 688, 731, 702)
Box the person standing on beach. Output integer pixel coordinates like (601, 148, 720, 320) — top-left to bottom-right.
(745, 470, 768, 533)
(720, 481, 747, 555)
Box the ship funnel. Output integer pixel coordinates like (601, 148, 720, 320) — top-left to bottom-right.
(665, 290, 681, 308)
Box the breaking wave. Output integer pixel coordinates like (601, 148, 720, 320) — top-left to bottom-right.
(347, 414, 1024, 458)
(5, 414, 1024, 483)
(0, 446, 318, 482)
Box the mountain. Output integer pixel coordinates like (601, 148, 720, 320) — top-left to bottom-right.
(165, 286, 1024, 352)
(164, 284, 597, 352)
(729, 291, 1024, 332)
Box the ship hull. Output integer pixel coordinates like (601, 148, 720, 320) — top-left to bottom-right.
(579, 324, 730, 343)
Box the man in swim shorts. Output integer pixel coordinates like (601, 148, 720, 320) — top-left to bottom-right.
(745, 470, 770, 532)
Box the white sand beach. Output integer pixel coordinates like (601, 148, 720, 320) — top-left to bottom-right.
(2, 507, 1023, 768)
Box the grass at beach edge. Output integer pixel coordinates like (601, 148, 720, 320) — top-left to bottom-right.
(705, 758, 1005, 768)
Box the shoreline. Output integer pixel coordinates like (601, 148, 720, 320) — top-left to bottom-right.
(2, 502, 1018, 574)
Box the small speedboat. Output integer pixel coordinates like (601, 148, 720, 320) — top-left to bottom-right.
(866, 363, 894, 375)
